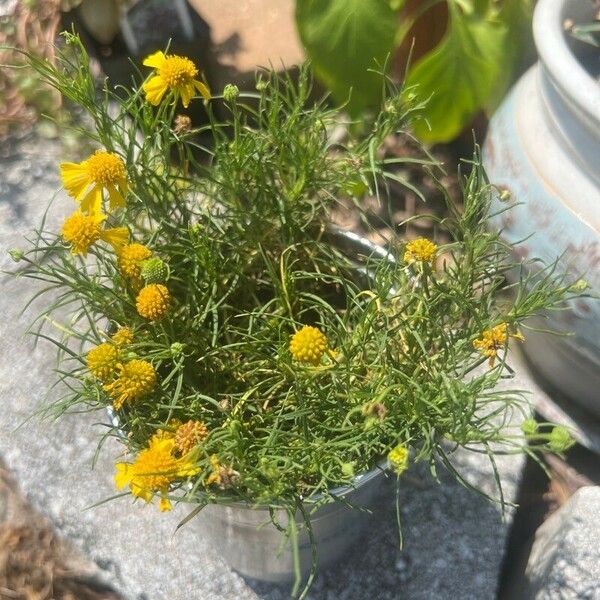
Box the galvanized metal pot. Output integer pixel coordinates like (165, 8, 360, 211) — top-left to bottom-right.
(194, 229, 391, 582)
(195, 466, 387, 582)
(483, 0, 600, 417)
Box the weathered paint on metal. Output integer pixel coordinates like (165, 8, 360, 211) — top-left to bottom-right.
(483, 0, 600, 417)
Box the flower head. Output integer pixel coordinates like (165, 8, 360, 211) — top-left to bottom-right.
(388, 444, 409, 475)
(60, 150, 128, 215)
(87, 342, 119, 381)
(473, 323, 524, 367)
(289, 325, 328, 365)
(404, 238, 437, 265)
(104, 359, 156, 410)
(206, 454, 239, 489)
(118, 243, 152, 279)
(114, 435, 200, 512)
(174, 420, 209, 455)
(61, 211, 128, 257)
(173, 114, 192, 135)
(142, 51, 210, 108)
(111, 327, 134, 347)
(136, 284, 172, 321)
(140, 257, 170, 284)
(548, 426, 575, 453)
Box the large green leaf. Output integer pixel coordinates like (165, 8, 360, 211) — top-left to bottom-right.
(405, 0, 509, 143)
(296, 0, 398, 115)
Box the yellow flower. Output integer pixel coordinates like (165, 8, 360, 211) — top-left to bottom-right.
(289, 325, 328, 365)
(114, 435, 200, 512)
(174, 420, 209, 455)
(104, 359, 156, 410)
(60, 150, 128, 215)
(136, 284, 172, 321)
(403, 238, 438, 265)
(111, 327, 134, 347)
(473, 323, 524, 367)
(61, 211, 128, 257)
(142, 51, 210, 108)
(118, 243, 152, 279)
(388, 444, 409, 475)
(87, 342, 119, 382)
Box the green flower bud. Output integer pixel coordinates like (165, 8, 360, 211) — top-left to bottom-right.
(521, 418, 539, 436)
(223, 83, 239, 103)
(9, 249, 25, 262)
(571, 279, 588, 292)
(170, 342, 184, 358)
(140, 258, 170, 284)
(499, 189, 512, 202)
(341, 461, 355, 478)
(548, 426, 575, 453)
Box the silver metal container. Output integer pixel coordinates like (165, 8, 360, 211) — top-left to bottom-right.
(483, 0, 600, 418)
(195, 466, 388, 582)
(108, 230, 392, 582)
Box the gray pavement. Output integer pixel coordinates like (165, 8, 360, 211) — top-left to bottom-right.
(1, 135, 537, 600)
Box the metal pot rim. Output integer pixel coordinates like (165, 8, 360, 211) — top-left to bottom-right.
(534, 0, 600, 132)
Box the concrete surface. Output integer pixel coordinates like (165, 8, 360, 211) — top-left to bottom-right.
(522, 486, 600, 599)
(0, 135, 542, 600)
(188, 0, 303, 90)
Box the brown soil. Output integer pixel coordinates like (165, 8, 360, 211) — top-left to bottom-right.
(0, 460, 122, 600)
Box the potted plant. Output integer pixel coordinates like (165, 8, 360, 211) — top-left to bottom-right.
(483, 0, 600, 419)
(13, 34, 581, 598)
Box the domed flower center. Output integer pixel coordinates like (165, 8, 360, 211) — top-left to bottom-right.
(85, 151, 126, 186)
(62, 212, 102, 252)
(159, 55, 198, 88)
(132, 448, 179, 492)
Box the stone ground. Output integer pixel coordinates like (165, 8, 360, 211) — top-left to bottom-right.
(0, 135, 546, 600)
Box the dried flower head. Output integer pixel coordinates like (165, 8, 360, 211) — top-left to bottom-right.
(173, 114, 192, 135)
(289, 325, 328, 365)
(206, 454, 239, 489)
(174, 420, 209, 455)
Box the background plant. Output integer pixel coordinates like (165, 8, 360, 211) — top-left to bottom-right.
(296, 0, 536, 142)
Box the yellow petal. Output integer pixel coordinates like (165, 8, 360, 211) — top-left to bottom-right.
(194, 80, 211, 101)
(101, 226, 129, 252)
(79, 184, 103, 215)
(180, 83, 194, 108)
(143, 50, 166, 69)
(159, 496, 172, 512)
(107, 184, 126, 211)
(143, 76, 168, 106)
(130, 481, 153, 502)
(60, 162, 90, 199)
(114, 463, 132, 490)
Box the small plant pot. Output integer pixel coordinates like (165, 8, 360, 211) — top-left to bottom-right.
(106, 229, 392, 583)
(196, 467, 387, 583)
